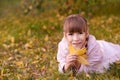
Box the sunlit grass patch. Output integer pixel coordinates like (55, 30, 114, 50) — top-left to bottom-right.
(0, 9, 120, 80)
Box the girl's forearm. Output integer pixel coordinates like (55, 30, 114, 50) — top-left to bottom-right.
(63, 62, 81, 73)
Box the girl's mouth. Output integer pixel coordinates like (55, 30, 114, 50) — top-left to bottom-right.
(72, 42, 82, 47)
(72, 42, 81, 45)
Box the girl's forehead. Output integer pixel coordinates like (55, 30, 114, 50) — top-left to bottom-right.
(64, 20, 87, 33)
(66, 26, 86, 33)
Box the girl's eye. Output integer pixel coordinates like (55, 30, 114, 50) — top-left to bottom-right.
(79, 32, 83, 34)
(68, 33, 73, 35)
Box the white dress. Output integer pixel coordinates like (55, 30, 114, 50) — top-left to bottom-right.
(57, 35, 120, 73)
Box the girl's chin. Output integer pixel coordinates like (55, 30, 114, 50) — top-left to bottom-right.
(72, 45, 82, 49)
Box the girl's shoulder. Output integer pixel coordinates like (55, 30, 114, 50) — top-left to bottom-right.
(97, 40, 120, 52)
(88, 34, 120, 51)
(58, 37, 68, 48)
(87, 35, 99, 48)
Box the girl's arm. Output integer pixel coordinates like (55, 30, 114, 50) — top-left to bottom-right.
(57, 42, 67, 73)
(64, 54, 81, 72)
(57, 41, 81, 73)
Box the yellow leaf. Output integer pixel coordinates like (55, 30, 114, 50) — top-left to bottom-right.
(44, 35, 49, 41)
(69, 45, 86, 55)
(69, 45, 89, 65)
(69, 45, 76, 54)
(41, 66, 46, 70)
(15, 61, 24, 67)
(42, 78, 47, 80)
(1, 68, 4, 76)
(43, 25, 47, 30)
(28, 5, 33, 10)
(78, 56, 89, 65)
(3, 44, 9, 49)
(77, 48, 86, 56)
(10, 36, 15, 43)
(32, 60, 39, 64)
(24, 43, 32, 49)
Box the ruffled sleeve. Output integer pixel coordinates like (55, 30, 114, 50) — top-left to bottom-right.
(57, 38, 68, 73)
(97, 40, 120, 70)
(78, 35, 104, 73)
(78, 35, 120, 73)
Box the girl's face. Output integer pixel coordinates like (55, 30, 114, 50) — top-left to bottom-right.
(65, 32, 87, 49)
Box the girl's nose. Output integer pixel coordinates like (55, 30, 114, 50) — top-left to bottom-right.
(73, 34, 79, 41)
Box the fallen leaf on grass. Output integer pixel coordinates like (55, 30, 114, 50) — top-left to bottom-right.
(14, 61, 24, 68)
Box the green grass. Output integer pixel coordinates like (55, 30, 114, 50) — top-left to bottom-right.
(0, 1, 120, 80)
(0, 14, 120, 80)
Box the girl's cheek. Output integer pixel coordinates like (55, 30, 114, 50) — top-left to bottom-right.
(69, 39, 73, 44)
(68, 39, 72, 44)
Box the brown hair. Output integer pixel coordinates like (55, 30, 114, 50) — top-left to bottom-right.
(63, 14, 88, 33)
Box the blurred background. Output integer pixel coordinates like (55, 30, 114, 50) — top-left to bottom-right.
(0, 0, 120, 79)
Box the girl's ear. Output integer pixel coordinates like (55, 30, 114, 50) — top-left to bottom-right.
(86, 30, 89, 38)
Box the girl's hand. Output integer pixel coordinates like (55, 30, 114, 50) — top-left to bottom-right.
(66, 54, 78, 63)
(64, 54, 80, 72)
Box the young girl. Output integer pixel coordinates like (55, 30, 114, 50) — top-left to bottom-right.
(57, 14, 120, 75)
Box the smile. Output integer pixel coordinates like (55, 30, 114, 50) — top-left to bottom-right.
(72, 42, 81, 45)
